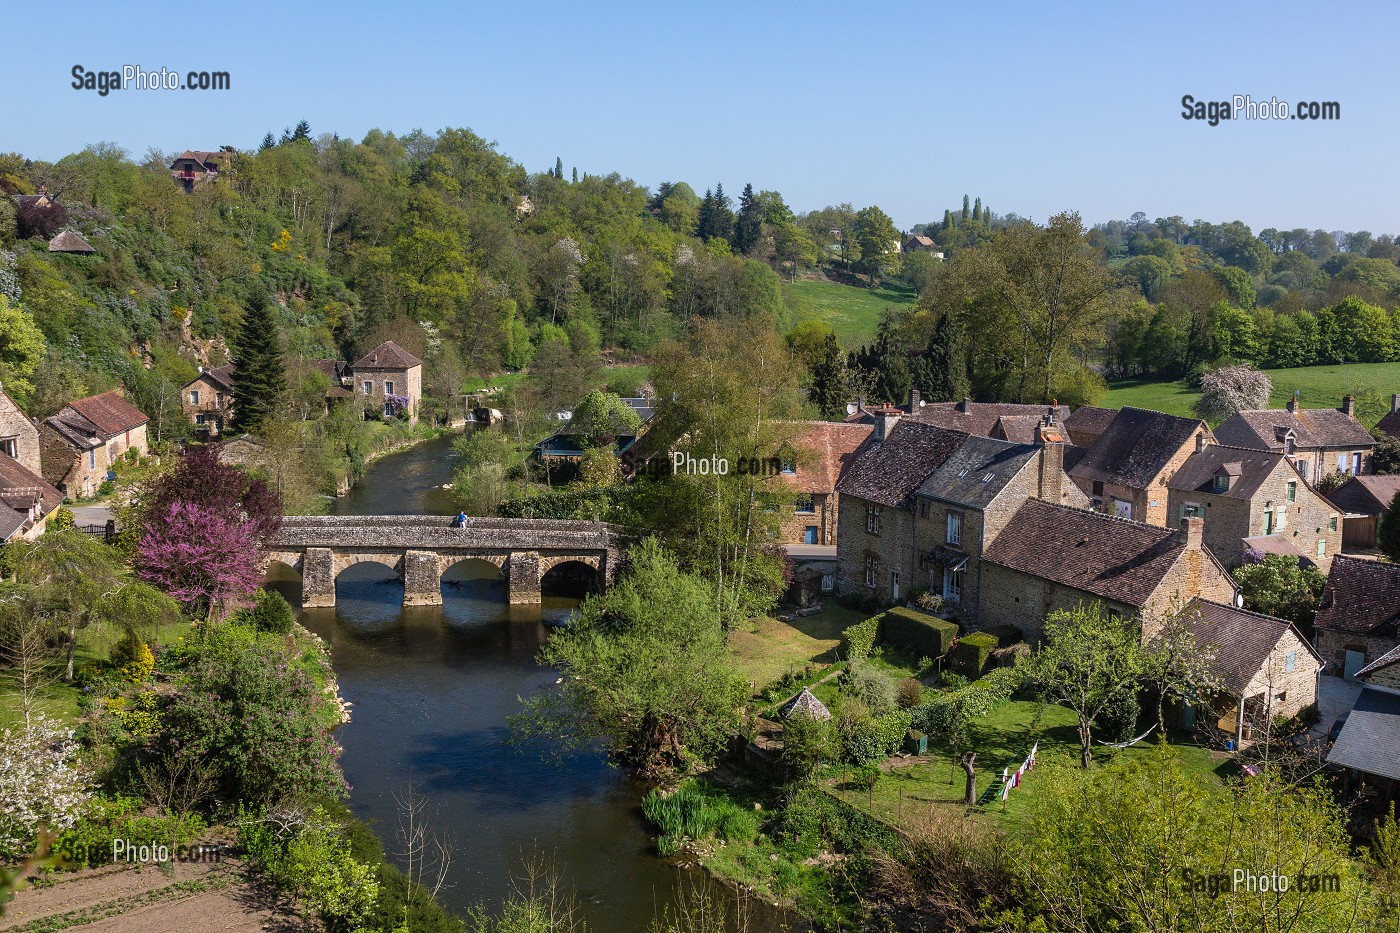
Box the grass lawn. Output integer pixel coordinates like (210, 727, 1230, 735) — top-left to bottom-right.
(785, 277, 916, 350)
(730, 604, 870, 690)
(826, 700, 1233, 828)
(1103, 361, 1400, 427)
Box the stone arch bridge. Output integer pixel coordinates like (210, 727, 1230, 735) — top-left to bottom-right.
(262, 516, 627, 608)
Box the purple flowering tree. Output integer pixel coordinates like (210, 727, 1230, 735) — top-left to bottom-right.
(136, 500, 263, 622)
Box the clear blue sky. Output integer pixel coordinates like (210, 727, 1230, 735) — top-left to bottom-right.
(7, 0, 1396, 233)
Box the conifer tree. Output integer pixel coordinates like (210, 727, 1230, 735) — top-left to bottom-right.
(230, 293, 286, 432)
(962, 194, 971, 220)
(923, 310, 969, 401)
(809, 332, 848, 419)
(734, 183, 762, 254)
(973, 196, 982, 219)
(571, 166, 578, 183)
(554, 156, 564, 179)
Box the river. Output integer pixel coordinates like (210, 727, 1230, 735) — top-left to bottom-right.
(274, 434, 789, 931)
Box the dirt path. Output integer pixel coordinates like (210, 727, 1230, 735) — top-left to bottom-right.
(1, 859, 317, 933)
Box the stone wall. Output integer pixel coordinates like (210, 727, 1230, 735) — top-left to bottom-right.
(977, 563, 1139, 644)
(836, 493, 914, 605)
(1239, 626, 1320, 721)
(0, 387, 41, 474)
(777, 491, 837, 545)
(1367, 662, 1400, 692)
(1316, 628, 1400, 678)
(38, 425, 106, 498)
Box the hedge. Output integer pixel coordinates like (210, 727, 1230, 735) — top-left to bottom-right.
(954, 632, 999, 678)
(985, 624, 1024, 648)
(882, 606, 958, 659)
(841, 615, 882, 661)
(911, 666, 1023, 736)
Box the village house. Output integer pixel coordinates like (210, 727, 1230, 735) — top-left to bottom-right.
(0, 382, 42, 475)
(1323, 474, 1400, 550)
(1376, 394, 1400, 442)
(169, 149, 232, 192)
(180, 365, 236, 437)
(1212, 394, 1374, 482)
(771, 421, 873, 546)
(39, 391, 149, 498)
(1174, 598, 1322, 747)
(900, 234, 943, 258)
(835, 414, 968, 604)
(912, 424, 1087, 624)
(1068, 406, 1213, 527)
(979, 501, 1238, 643)
(1314, 555, 1400, 680)
(0, 383, 62, 540)
(1165, 444, 1342, 570)
(1062, 405, 1118, 448)
(1326, 644, 1400, 795)
(353, 340, 423, 425)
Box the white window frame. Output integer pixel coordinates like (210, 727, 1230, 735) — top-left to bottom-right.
(866, 504, 882, 535)
(189, 390, 199, 405)
(864, 555, 876, 588)
(385, 380, 395, 396)
(362, 380, 373, 394)
(946, 510, 962, 546)
(0, 436, 16, 459)
(943, 564, 963, 604)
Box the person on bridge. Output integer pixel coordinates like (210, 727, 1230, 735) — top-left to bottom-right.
(454, 511, 468, 529)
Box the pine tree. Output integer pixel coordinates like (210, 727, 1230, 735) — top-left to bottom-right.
(696, 188, 716, 240)
(734, 183, 762, 254)
(230, 293, 286, 432)
(259, 132, 275, 152)
(943, 209, 955, 231)
(1380, 490, 1400, 562)
(962, 194, 971, 220)
(710, 183, 735, 245)
(982, 205, 991, 225)
(922, 310, 969, 402)
(291, 120, 311, 142)
(554, 156, 564, 179)
(809, 333, 848, 419)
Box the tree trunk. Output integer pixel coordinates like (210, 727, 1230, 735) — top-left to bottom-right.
(1079, 718, 1093, 768)
(65, 620, 77, 682)
(961, 752, 977, 805)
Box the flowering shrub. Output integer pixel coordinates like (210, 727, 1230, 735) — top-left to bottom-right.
(0, 715, 95, 860)
(1194, 364, 1273, 422)
(136, 500, 263, 619)
(120, 642, 154, 683)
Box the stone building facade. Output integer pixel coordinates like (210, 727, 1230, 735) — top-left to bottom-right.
(1067, 407, 1212, 527)
(1213, 395, 1374, 483)
(180, 365, 235, 437)
(40, 391, 149, 498)
(352, 341, 423, 425)
(0, 383, 41, 475)
(1314, 555, 1400, 679)
(771, 422, 872, 546)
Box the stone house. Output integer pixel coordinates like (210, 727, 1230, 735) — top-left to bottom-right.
(1326, 646, 1400, 789)
(1166, 444, 1342, 571)
(0, 452, 64, 541)
(1314, 555, 1400, 680)
(0, 383, 42, 475)
(980, 501, 1238, 643)
(835, 415, 968, 604)
(352, 341, 423, 425)
(1213, 395, 1374, 483)
(1068, 406, 1212, 527)
(40, 391, 149, 498)
(1174, 598, 1322, 745)
(901, 235, 943, 258)
(770, 421, 873, 546)
(1325, 474, 1400, 549)
(1376, 395, 1400, 442)
(911, 428, 1087, 624)
(169, 149, 229, 192)
(1062, 405, 1118, 448)
(180, 365, 235, 437)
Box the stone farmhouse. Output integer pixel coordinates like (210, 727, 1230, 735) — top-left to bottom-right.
(1174, 598, 1322, 745)
(0, 384, 63, 540)
(770, 421, 873, 546)
(1165, 444, 1342, 571)
(181, 365, 235, 437)
(1325, 474, 1400, 549)
(169, 149, 231, 192)
(1314, 555, 1400, 680)
(352, 341, 423, 425)
(0, 382, 42, 474)
(1213, 394, 1374, 482)
(1067, 406, 1212, 526)
(40, 391, 149, 498)
(979, 502, 1237, 643)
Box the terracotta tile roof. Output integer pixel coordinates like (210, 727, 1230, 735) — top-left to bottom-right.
(1063, 405, 1118, 447)
(1167, 444, 1289, 500)
(835, 421, 967, 507)
(1177, 598, 1319, 695)
(1213, 404, 1373, 451)
(773, 422, 873, 494)
(1314, 554, 1400, 639)
(65, 390, 148, 436)
(984, 499, 1191, 608)
(1325, 475, 1400, 516)
(1070, 407, 1209, 490)
(906, 400, 1068, 438)
(353, 340, 422, 370)
(915, 435, 1040, 509)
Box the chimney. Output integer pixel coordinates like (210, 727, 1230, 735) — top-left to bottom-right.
(1037, 437, 1065, 503)
(873, 408, 901, 442)
(956, 397, 972, 413)
(1179, 516, 1204, 551)
(1392, 393, 1400, 413)
(908, 388, 920, 413)
(1286, 394, 1299, 414)
(1341, 394, 1356, 418)
(1195, 430, 1207, 453)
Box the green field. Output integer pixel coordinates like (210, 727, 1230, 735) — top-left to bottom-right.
(1103, 361, 1400, 427)
(461, 363, 651, 397)
(785, 277, 917, 350)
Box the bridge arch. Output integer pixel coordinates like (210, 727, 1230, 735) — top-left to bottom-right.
(540, 558, 602, 599)
(262, 558, 304, 608)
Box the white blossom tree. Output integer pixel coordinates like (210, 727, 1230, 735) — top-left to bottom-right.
(0, 715, 94, 859)
(1194, 364, 1273, 422)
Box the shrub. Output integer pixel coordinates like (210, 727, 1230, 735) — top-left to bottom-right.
(883, 606, 957, 659)
(844, 661, 898, 714)
(841, 614, 881, 661)
(953, 632, 998, 678)
(49, 507, 75, 531)
(839, 591, 881, 614)
(55, 796, 206, 868)
(1098, 689, 1141, 743)
(234, 589, 296, 635)
(897, 678, 925, 709)
(641, 783, 760, 852)
(0, 716, 95, 860)
(836, 697, 912, 765)
(912, 666, 1023, 736)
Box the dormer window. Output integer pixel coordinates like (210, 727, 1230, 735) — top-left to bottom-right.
(1213, 474, 1229, 493)
(780, 459, 795, 475)
(1284, 435, 1295, 455)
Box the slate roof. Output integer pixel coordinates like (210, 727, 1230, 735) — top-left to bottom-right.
(1063, 405, 1118, 448)
(1177, 598, 1319, 696)
(1358, 644, 1400, 678)
(990, 414, 1043, 444)
(1377, 408, 1400, 441)
(774, 422, 874, 494)
(915, 435, 1039, 509)
(189, 364, 235, 393)
(308, 359, 348, 383)
(0, 452, 63, 541)
(47, 230, 95, 253)
(984, 499, 1195, 608)
(65, 391, 148, 436)
(1167, 445, 1289, 500)
(906, 400, 1069, 438)
(353, 340, 422, 370)
(1213, 404, 1373, 451)
(1069, 407, 1208, 490)
(1325, 475, 1400, 516)
(779, 687, 831, 721)
(835, 421, 967, 507)
(42, 410, 103, 450)
(1314, 555, 1400, 638)
(1326, 688, 1400, 781)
